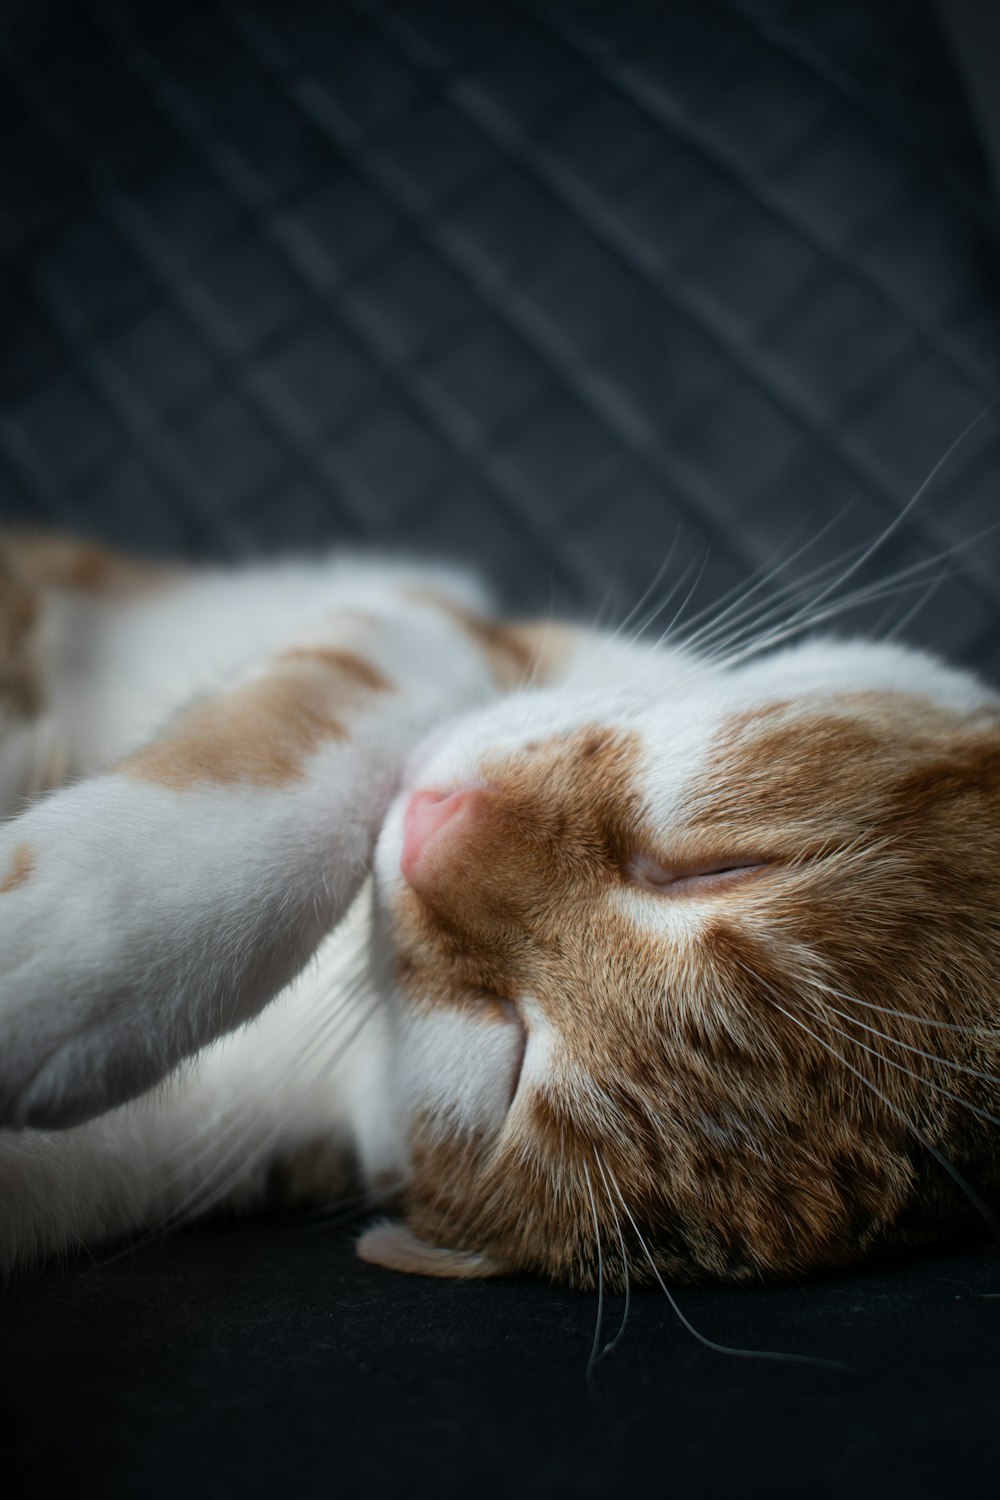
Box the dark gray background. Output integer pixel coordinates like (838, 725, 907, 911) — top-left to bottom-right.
(2, 0, 1000, 666)
(1, 2, 999, 1496)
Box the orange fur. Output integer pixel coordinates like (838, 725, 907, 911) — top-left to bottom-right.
(278, 646, 393, 693)
(124, 667, 351, 789)
(2, 531, 169, 597)
(385, 695, 1000, 1288)
(0, 842, 34, 895)
(0, 545, 42, 718)
(4, 534, 998, 1291)
(405, 589, 572, 689)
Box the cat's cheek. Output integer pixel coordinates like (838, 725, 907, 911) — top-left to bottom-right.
(611, 880, 717, 949)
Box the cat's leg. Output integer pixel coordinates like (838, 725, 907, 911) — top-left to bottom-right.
(0, 1043, 279, 1271)
(0, 541, 64, 815)
(0, 583, 508, 1130)
(0, 909, 370, 1271)
(0, 531, 180, 813)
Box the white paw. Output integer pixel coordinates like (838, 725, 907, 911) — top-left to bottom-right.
(0, 774, 300, 1128)
(0, 781, 192, 1126)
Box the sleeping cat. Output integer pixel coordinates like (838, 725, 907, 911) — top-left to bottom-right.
(0, 531, 998, 1289)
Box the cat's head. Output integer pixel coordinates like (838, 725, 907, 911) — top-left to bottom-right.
(361, 629, 1000, 1289)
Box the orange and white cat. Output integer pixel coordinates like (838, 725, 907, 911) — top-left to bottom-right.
(0, 533, 998, 1287)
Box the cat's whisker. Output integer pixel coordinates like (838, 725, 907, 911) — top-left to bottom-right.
(553, 543, 699, 697)
(810, 981, 1000, 1039)
(594, 526, 683, 647)
(653, 544, 715, 648)
(702, 546, 963, 665)
(522, 573, 562, 692)
(663, 488, 955, 661)
(534, 532, 684, 700)
(875, 558, 954, 642)
(753, 397, 999, 642)
(713, 568, 971, 669)
(680, 413, 1000, 662)
(671, 503, 874, 655)
(688, 554, 906, 660)
(168, 1004, 379, 1253)
(581, 1160, 608, 1387)
(183, 996, 378, 1222)
(593, 1151, 632, 1358)
(601, 1153, 845, 1368)
(801, 1005, 1000, 1133)
(609, 553, 720, 675)
(709, 514, 1000, 669)
(143, 966, 377, 1239)
(814, 995, 1000, 1091)
(737, 962, 1000, 1243)
(156, 956, 367, 1177)
(591, 530, 987, 714)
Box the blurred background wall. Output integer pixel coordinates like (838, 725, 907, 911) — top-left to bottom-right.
(3, 5, 1000, 1495)
(1, 0, 998, 677)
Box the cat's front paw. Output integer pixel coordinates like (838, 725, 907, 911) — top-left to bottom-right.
(0, 575, 510, 1131)
(0, 785, 178, 1127)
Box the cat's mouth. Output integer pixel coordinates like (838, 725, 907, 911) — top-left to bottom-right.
(489, 994, 528, 1109)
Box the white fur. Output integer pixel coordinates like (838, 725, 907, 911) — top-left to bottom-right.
(0, 572, 500, 1127)
(1, 553, 995, 1271)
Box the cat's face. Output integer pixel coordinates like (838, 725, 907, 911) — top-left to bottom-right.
(363, 635, 1000, 1288)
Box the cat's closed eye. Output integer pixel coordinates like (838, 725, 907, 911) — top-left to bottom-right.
(622, 852, 771, 895)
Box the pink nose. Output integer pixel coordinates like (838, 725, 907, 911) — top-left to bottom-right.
(400, 787, 491, 887)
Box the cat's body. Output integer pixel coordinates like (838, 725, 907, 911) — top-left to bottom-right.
(1, 533, 998, 1287)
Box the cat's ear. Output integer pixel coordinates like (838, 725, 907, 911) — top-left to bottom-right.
(357, 1219, 505, 1280)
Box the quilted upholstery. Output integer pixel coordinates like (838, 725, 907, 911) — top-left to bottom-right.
(1, 3, 999, 1496)
(1, 0, 999, 670)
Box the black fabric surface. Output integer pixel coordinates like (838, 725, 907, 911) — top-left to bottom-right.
(1, 2, 999, 1496)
